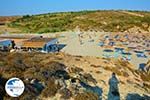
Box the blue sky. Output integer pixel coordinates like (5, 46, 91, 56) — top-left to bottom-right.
(0, 0, 150, 16)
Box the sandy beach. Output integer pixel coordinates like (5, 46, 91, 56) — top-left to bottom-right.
(0, 31, 149, 68)
(58, 32, 150, 69)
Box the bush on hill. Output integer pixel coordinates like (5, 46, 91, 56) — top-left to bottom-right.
(7, 10, 150, 33)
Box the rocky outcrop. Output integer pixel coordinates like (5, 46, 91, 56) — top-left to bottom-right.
(127, 26, 147, 33)
(126, 93, 150, 100)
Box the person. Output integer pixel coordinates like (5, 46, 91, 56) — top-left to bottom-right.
(108, 73, 120, 100)
(43, 44, 47, 51)
(78, 34, 83, 45)
(11, 40, 16, 49)
(56, 41, 60, 52)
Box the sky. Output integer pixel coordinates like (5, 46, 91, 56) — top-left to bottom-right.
(0, 0, 150, 16)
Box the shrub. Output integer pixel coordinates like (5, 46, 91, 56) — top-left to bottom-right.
(23, 15, 30, 19)
(41, 78, 60, 98)
(59, 88, 72, 99)
(74, 91, 99, 100)
(0, 75, 7, 99)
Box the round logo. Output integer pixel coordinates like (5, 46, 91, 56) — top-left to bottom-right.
(5, 78, 25, 97)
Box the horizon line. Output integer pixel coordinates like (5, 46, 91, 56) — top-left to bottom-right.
(1, 9, 150, 17)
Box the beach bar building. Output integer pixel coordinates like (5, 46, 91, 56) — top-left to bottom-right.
(21, 37, 58, 53)
(0, 39, 12, 51)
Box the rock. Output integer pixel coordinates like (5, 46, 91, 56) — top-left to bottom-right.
(117, 25, 120, 29)
(126, 93, 145, 100)
(145, 60, 150, 73)
(82, 73, 97, 85)
(148, 26, 150, 32)
(67, 66, 84, 74)
(142, 23, 149, 28)
(127, 26, 147, 33)
(59, 88, 72, 99)
(80, 82, 103, 100)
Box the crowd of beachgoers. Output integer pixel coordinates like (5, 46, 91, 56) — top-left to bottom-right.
(59, 31, 150, 68)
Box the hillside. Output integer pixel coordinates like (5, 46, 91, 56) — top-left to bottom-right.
(3, 10, 150, 33)
(0, 52, 150, 100)
(0, 16, 19, 24)
(0, 16, 21, 33)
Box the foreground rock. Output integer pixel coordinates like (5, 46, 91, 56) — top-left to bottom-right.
(0, 52, 149, 100)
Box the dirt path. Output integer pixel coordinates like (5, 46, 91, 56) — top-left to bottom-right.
(121, 11, 144, 17)
(0, 25, 21, 33)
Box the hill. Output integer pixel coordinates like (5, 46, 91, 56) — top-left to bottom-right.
(0, 16, 19, 24)
(3, 10, 150, 33)
(0, 16, 21, 34)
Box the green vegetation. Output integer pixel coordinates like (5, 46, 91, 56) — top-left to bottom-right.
(7, 10, 150, 33)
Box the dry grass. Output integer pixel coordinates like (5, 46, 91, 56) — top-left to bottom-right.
(74, 92, 99, 100)
(41, 78, 61, 98)
(0, 52, 149, 99)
